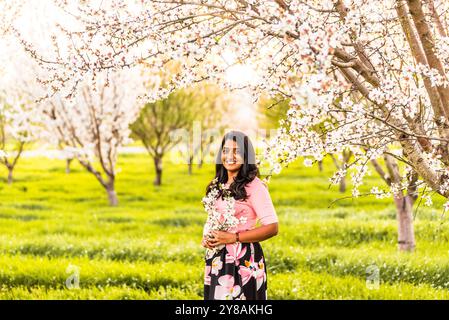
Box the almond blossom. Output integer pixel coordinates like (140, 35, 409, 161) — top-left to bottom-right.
(202, 178, 247, 257)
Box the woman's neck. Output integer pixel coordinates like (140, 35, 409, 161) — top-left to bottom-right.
(226, 171, 238, 185)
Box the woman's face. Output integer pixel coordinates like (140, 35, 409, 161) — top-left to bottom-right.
(221, 139, 244, 172)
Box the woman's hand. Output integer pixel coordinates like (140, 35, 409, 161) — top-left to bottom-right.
(201, 236, 214, 249)
(208, 230, 237, 246)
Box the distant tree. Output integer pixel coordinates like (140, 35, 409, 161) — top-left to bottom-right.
(329, 150, 352, 193)
(187, 85, 229, 174)
(0, 101, 38, 184)
(41, 69, 145, 205)
(131, 83, 226, 185)
(0, 36, 42, 184)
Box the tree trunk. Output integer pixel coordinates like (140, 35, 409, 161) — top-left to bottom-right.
(383, 153, 416, 252)
(339, 176, 346, 193)
(392, 194, 415, 251)
(106, 185, 118, 206)
(338, 150, 351, 193)
(7, 167, 13, 185)
(153, 156, 163, 186)
(318, 160, 323, 172)
(66, 158, 73, 174)
(188, 155, 193, 175)
(198, 157, 203, 169)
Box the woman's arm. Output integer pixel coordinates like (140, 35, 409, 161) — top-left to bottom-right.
(208, 222, 279, 246)
(239, 223, 279, 242)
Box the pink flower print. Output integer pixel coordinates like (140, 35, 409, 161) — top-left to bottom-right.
(225, 243, 247, 266)
(238, 256, 266, 289)
(211, 256, 223, 275)
(238, 254, 256, 286)
(236, 293, 246, 300)
(204, 265, 211, 286)
(255, 258, 266, 290)
(214, 275, 241, 300)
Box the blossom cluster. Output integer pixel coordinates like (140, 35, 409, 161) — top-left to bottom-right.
(202, 177, 247, 256)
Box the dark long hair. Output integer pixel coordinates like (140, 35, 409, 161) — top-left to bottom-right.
(206, 130, 259, 201)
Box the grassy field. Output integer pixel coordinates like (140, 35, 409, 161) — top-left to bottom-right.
(0, 151, 449, 299)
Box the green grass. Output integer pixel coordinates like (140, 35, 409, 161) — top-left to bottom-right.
(0, 151, 449, 299)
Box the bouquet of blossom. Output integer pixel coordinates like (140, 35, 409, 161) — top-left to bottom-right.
(202, 178, 247, 257)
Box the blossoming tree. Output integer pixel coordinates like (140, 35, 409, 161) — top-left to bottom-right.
(0, 34, 45, 185)
(0, 0, 27, 175)
(40, 68, 146, 205)
(0, 91, 41, 185)
(19, 0, 449, 251)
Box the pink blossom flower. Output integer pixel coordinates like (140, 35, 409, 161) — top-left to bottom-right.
(238, 255, 266, 290)
(214, 275, 241, 300)
(225, 242, 247, 266)
(211, 256, 223, 275)
(236, 293, 246, 300)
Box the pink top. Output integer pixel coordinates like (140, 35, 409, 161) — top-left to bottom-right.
(205, 177, 278, 234)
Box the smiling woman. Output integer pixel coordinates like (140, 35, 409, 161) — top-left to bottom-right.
(202, 130, 279, 300)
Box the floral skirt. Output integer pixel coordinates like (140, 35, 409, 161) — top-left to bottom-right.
(204, 242, 267, 300)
